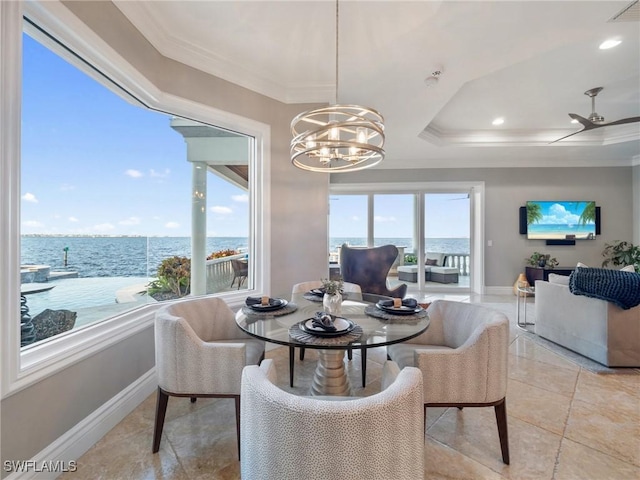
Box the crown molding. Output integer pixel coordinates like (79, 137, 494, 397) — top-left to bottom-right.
(113, 2, 332, 104)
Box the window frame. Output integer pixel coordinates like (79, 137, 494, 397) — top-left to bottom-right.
(1, 1, 271, 397)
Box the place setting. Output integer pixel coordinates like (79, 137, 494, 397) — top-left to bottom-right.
(289, 311, 363, 345)
(364, 297, 428, 322)
(242, 295, 298, 317)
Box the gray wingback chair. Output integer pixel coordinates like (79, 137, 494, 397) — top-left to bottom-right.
(153, 296, 265, 455)
(339, 244, 407, 298)
(387, 299, 510, 464)
(240, 360, 424, 480)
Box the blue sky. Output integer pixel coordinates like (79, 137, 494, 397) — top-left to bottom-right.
(21, 33, 248, 238)
(21, 33, 467, 240)
(330, 193, 470, 238)
(528, 201, 594, 225)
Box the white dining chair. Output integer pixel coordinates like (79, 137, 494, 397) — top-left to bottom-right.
(240, 359, 424, 480)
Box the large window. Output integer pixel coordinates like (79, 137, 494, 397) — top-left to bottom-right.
(19, 32, 253, 348)
(1, 7, 269, 393)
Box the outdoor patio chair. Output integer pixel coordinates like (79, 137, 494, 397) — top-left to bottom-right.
(231, 258, 248, 289)
(153, 296, 265, 457)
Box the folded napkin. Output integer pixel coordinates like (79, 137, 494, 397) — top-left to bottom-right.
(309, 288, 326, 297)
(246, 296, 280, 307)
(378, 298, 418, 309)
(311, 312, 336, 332)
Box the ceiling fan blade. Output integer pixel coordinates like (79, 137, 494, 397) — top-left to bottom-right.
(600, 116, 640, 127)
(549, 128, 586, 144)
(568, 113, 596, 130)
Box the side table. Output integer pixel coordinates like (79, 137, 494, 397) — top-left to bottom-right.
(516, 284, 535, 330)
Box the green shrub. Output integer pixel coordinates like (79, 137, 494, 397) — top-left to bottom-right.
(148, 256, 191, 297)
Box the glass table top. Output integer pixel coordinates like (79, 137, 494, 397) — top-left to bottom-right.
(235, 293, 430, 350)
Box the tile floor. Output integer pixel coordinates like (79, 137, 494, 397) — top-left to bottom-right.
(60, 294, 640, 479)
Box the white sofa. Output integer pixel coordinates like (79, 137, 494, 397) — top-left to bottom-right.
(535, 279, 640, 367)
(397, 252, 459, 284)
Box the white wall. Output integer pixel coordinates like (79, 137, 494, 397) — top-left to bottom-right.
(633, 164, 639, 245)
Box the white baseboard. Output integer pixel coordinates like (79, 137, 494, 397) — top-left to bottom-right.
(484, 286, 515, 296)
(4, 368, 156, 480)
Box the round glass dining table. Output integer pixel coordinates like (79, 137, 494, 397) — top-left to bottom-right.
(235, 292, 429, 396)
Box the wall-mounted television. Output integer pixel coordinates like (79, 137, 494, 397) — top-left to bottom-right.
(526, 201, 597, 240)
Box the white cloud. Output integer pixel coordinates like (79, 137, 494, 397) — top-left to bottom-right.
(165, 221, 180, 229)
(119, 216, 141, 226)
(68, 216, 79, 222)
(22, 192, 38, 203)
(210, 206, 233, 215)
(125, 169, 143, 178)
(150, 168, 170, 178)
(232, 194, 249, 203)
(374, 215, 397, 223)
(60, 184, 75, 191)
(543, 204, 581, 225)
(23, 220, 44, 228)
(93, 223, 115, 232)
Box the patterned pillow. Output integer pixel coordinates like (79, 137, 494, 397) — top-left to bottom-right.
(425, 259, 438, 266)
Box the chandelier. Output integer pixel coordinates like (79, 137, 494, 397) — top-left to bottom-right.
(291, 1, 385, 173)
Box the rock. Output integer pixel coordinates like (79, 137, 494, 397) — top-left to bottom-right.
(32, 309, 77, 342)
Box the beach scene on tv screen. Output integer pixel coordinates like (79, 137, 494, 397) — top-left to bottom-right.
(526, 201, 596, 240)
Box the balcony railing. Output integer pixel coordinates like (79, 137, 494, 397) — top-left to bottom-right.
(206, 253, 247, 293)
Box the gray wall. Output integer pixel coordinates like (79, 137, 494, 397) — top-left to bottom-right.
(332, 167, 635, 287)
(633, 164, 639, 245)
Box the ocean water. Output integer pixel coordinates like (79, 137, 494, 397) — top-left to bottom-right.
(21, 236, 249, 278)
(19, 235, 468, 315)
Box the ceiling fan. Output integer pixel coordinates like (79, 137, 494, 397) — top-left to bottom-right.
(550, 86, 640, 143)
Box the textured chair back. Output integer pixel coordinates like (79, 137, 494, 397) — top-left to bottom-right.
(339, 244, 407, 298)
(155, 296, 258, 395)
(241, 360, 424, 480)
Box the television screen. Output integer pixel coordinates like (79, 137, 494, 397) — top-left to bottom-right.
(526, 201, 597, 240)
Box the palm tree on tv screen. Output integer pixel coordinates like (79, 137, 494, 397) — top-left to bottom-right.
(578, 201, 596, 225)
(527, 203, 543, 225)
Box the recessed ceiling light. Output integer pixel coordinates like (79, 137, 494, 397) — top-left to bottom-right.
(599, 39, 621, 50)
(492, 117, 504, 126)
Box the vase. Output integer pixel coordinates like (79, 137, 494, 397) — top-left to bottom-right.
(323, 292, 342, 316)
(513, 273, 530, 297)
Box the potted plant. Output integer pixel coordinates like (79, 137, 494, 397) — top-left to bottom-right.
(602, 241, 640, 273)
(321, 277, 344, 315)
(525, 252, 558, 269)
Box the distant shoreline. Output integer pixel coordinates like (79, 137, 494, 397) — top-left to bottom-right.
(527, 233, 594, 240)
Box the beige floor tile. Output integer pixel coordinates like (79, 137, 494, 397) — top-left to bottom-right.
(565, 398, 640, 466)
(506, 378, 572, 435)
(424, 438, 507, 479)
(60, 429, 189, 480)
(508, 353, 579, 396)
(509, 336, 580, 372)
(574, 369, 640, 419)
(555, 438, 640, 480)
(427, 406, 560, 480)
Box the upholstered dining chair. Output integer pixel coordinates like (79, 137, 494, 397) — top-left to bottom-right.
(240, 359, 424, 480)
(153, 296, 265, 456)
(230, 258, 248, 289)
(290, 281, 365, 387)
(387, 299, 511, 464)
(339, 244, 407, 298)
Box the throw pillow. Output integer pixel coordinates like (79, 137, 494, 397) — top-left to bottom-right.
(621, 265, 636, 273)
(425, 258, 438, 266)
(548, 273, 570, 285)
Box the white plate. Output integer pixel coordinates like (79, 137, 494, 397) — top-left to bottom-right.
(303, 317, 353, 334)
